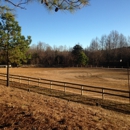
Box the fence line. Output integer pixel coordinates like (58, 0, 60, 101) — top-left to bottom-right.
(0, 72, 129, 103)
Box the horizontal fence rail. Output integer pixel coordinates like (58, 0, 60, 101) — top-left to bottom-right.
(0, 72, 130, 103)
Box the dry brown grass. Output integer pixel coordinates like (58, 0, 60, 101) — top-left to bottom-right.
(0, 67, 130, 129)
(0, 67, 129, 90)
(0, 84, 130, 130)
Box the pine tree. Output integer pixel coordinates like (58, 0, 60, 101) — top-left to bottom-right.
(0, 12, 31, 86)
(72, 44, 88, 66)
(0, 12, 32, 66)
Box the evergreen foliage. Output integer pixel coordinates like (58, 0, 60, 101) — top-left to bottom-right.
(0, 0, 89, 12)
(78, 51, 88, 66)
(0, 12, 32, 66)
(72, 44, 88, 66)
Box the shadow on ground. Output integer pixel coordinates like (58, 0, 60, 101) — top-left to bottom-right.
(0, 79, 130, 115)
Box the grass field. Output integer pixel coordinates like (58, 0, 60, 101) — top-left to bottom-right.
(0, 67, 130, 129)
(0, 67, 129, 90)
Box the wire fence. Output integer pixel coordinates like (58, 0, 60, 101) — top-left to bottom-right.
(0, 72, 130, 103)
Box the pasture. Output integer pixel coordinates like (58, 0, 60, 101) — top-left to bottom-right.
(0, 67, 130, 103)
(0, 67, 130, 129)
(0, 67, 129, 90)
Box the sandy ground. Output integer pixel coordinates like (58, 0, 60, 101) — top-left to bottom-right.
(0, 84, 130, 130)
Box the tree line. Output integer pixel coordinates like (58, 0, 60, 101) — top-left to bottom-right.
(28, 43, 88, 67)
(27, 30, 130, 68)
(86, 30, 130, 68)
(0, 12, 130, 68)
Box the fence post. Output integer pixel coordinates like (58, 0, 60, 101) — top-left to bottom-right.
(38, 78, 40, 87)
(102, 88, 104, 100)
(129, 91, 130, 104)
(19, 77, 21, 83)
(28, 78, 30, 85)
(50, 81, 52, 89)
(81, 86, 83, 95)
(64, 83, 66, 93)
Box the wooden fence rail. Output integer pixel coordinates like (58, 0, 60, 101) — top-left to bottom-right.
(0, 72, 130, 103)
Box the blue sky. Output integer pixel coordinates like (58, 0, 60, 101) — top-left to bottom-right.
(11, 0, 130, 49)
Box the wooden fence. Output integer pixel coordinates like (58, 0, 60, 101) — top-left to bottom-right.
(0, 72, 130, 103)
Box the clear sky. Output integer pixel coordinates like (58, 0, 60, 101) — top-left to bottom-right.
(10, 0, 130, 49)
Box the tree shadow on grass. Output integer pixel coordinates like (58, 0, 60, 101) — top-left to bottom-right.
(0, 79, 130, 115)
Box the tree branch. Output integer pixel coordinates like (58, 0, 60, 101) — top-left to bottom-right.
(3, 0, 89, 11)
(4, 0, 31, 9)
